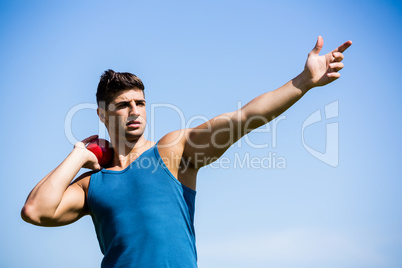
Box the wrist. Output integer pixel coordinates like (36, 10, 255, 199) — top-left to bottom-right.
(292, 72, 314, 94)
(71, 147, 92, 166)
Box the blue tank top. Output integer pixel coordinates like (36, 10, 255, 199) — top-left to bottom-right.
(87, 142, 197, 267)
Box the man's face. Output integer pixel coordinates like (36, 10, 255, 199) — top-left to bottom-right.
(101, 88, 147, 143)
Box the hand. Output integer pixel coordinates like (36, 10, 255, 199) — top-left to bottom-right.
(301, 36, 352, 89)
(73, 135, 102, 170)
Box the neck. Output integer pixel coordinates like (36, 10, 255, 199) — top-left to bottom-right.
(109, 135, 153, 169)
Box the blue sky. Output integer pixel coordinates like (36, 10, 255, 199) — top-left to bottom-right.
(1, 0, 401, 267)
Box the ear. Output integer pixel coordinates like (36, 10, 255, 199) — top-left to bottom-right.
(97, 108, 106, 124)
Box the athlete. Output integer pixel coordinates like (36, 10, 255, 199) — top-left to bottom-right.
(21, 36, 352, 267)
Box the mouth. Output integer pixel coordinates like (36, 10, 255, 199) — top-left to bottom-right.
(126, 120, 141, 128)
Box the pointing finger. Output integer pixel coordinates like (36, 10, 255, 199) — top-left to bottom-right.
(333, 40, 352, 53)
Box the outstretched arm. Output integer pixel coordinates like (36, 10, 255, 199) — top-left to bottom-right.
(179, 36, 352, 168)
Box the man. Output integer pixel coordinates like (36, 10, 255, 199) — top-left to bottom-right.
(21, 36, 352, 267)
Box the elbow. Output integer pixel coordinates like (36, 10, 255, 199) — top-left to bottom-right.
(21, 204, 49, 226)
(21, 204, 36, 224)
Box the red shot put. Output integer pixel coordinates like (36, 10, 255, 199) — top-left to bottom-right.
(86, 138, 114, 167)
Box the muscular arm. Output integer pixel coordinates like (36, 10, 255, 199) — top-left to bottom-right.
(21, 135, 101, 227)
(181, 36, 352, 168)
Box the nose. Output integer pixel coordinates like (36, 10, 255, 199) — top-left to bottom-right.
(129, 101, 140, 116)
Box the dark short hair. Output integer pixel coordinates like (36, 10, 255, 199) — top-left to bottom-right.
(96, 69, 145, 109)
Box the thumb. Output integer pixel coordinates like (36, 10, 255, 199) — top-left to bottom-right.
(311, 36, 323, 55)
(93, 163, 102, 171)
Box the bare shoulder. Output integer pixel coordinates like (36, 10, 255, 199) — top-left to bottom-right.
(158, 128, 192, 151)
(157, 129, 192, 167)
(158, 129, 198, 190)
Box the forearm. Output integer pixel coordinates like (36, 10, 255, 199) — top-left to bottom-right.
(22, 149, 87, 220)
(240, 72, 312, 130)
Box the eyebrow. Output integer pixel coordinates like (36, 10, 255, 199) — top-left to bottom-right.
(114, 99, 146, 105)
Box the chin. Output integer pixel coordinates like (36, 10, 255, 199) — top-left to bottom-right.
(124, 130, 145, 141)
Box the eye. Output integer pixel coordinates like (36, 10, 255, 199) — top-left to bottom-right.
(117, 102, 129, 108)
